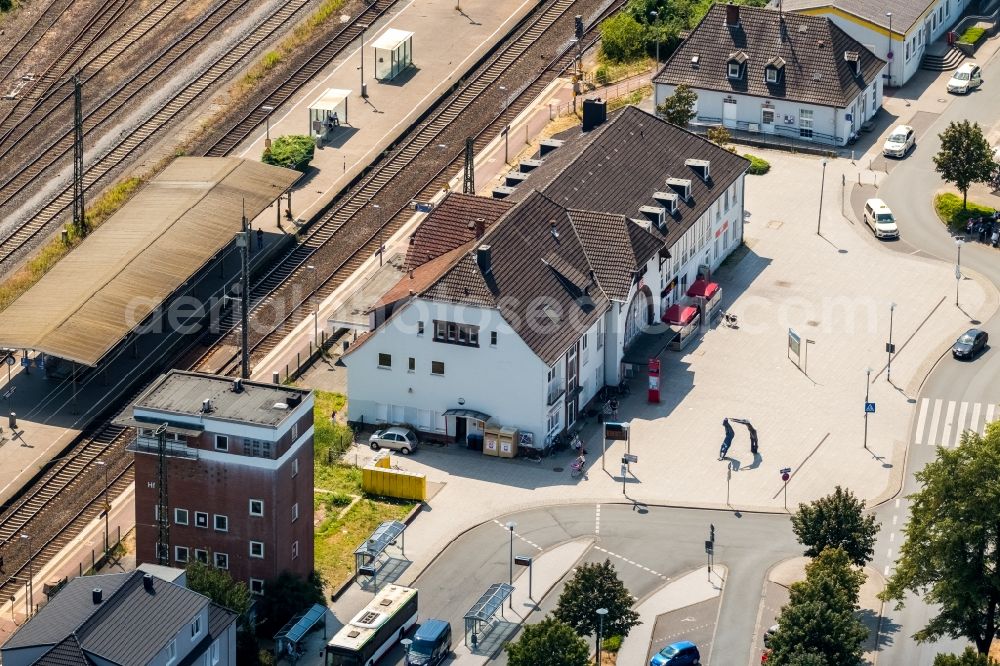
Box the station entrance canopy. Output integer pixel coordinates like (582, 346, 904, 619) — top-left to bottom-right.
(0, 157, 299, 367)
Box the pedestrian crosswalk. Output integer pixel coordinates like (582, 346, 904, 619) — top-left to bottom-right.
(913, 398, 998, 448)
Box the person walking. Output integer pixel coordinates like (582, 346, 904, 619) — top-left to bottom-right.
(719, 418, 735, 460)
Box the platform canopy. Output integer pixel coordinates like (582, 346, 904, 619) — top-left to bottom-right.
(373, 28, 413, 81)
(0, 157, 299, 367)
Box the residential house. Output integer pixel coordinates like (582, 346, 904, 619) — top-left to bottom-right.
(654, 4, 886, 146)
(1, 569, 237, 666)
(119, 371, 314, 595)
(779, 0, 976, 85)
(344, 107, 748, 447)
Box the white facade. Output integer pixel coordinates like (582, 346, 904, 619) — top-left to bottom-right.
(654, 78, 884, 146)
(793, 0, 974, 86)
(346, 175, 747, 446)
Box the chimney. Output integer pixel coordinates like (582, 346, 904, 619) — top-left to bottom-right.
(201, 398, 212, 413)
(474, 217, 486, 239)
(92, 588, 103, 604)
(725, 4, 740, 26)
(142, 574, 155, 592)
(476, 244, 492, 277)
(232, 378, 243, 393)
(408, 269, 414, 279)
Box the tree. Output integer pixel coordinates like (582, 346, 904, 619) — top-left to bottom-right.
(599, 12, 647, 63)
(882, 424, 1000, 654)
(766, 548, 868, 666)
(505, 617, 589, 666)
(934, 648, 999, 665)
(933, 120, 997, 209)
(706, 126, 732, 148)
(185, 562, 258, 664)
(656, 84, 697, 127)
(262, 135, 316, 172)
(255, 571, 325, 637)
(791, 486, 880, 566)
(553, 559, 640, 638)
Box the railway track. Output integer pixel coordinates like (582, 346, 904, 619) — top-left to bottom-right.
(0, 0, 626, 611)
(0, 0, 78, 88)
(0, 0, 319, 271)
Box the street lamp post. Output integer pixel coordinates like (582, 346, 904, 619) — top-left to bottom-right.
(816, 159, 828, 236)
(499, 86, 509, 165)
(955, 238, 963, 306)
(261, 105, 275, 149)
(505, 521, 516, 608)
(649, 11, 660, 63)
(596, 607, 608, 665)
(360, 24, 369, 99)
(864, 367, 872, 450)
(887, 303, 896, 383)
(95, 460, 109, 554)
(886, 12, 893, 86)
(20, 534, 32, 617)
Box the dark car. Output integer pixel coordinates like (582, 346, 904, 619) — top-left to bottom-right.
(953, 328, 988, 359)
(650, 640, 701, 666)
(405, 619, 451, 666)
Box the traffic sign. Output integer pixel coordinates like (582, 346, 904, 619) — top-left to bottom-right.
(605, 422, 629, 441)
(865, 402, 876, 413)
(35, 357, 44, 370)
(4, 355, 14, 366)
(955, 265, 962, 280)
(780, 467, 792, 474)
(885, 342, 895, 353)
(20, 357, 28, 367)
(781, 472, 790, 482)
(622, 453, 638, 464)
(704, 540, 714, 555)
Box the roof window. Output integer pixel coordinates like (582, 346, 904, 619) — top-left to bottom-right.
(727, 50, 747, 80)
(653, 191, 679, 215)
(666, 177, 692, 203)
(685, 158, 710, 182)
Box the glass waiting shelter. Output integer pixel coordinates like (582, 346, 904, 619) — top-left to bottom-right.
(373, 28, 414, 81)
(308, 88, 350, 141)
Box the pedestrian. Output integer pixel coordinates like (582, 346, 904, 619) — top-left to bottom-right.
(609, 397, 619, 420)
(257, 228, 264, 250)
(747, 423, 759, 455)
(719, 418, 735, 460)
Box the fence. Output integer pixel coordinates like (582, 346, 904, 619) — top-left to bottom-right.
(546, 76, 653, 119)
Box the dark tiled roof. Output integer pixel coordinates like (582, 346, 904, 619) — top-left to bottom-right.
(35, 636, 93, 666)
(4, 573, 131, 650)
(509, 106, 749, 251)
(419, 191, 665, 365)
(404, 192, 512, 270)
(654, 4, 885, 109)
(779, 0, 929, 33)
(378, 245, 471, 308)
(77, 572, 208, 665)
(177, 605, 236, 666)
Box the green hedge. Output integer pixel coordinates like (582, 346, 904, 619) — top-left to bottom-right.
(602, 635, 623, 652)
(744, 153, 771, 175)
(262, 134, 315, 172)
(934, 192, 995, 230)
(958, 26, 986, 45)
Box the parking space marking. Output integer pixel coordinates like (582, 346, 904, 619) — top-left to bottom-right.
(594, 545, 668, 580)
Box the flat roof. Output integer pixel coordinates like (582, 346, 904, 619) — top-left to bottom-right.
(310, 88, 352, 112)
(0, 157, 299, 367)
(372, 28, 414, 51)
(131, 370, 312, 427)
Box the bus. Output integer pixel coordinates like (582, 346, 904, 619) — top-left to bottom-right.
(326, 585, 418, 666)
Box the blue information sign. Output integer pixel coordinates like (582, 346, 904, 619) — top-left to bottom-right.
(865, 402, 876, 413)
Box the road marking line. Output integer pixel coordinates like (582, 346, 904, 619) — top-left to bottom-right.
(956, 401, 970, 445)
(892, 514, 897, 526)
(987, 403, 997, 424)
(926, 399, 943, 446)
(895, 499, 900, 508)
(914, 397, 930, 444)
(596, 546, 667, 579)
(595, 504, 600, 536)
(971, 402, 983, 437)
(889, 532, 895, 542)
(940, 401, 957, 448)
(884, 565, 890, 576)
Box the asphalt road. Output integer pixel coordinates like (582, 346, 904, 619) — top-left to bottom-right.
(378, 504, 799, 666)
(864, 48, 1000, 665)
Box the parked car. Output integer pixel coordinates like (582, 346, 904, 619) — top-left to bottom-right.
(863, 198, 899, 239)
(763, 623, 779, 647)
(952, 328, 988, 360)
(650, 640, 701, 666)
(947, 62, 983, 94)
(882, 125, 915, 158)
(369, 426, 419, 454)
(405, 619, 452, 665)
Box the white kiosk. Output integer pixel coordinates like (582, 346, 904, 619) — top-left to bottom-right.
(308, 88, 350, 142)
(372, 28, 414, 82)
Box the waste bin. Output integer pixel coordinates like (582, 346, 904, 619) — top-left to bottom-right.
(483, 425, 500, 457)
(498, 427, 519, 458)
(467, 433, 484, 451)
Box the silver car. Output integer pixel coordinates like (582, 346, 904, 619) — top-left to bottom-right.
(369, 426, 419, 454)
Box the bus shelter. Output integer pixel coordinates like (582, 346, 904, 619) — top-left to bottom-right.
(354, 520, 407, 589)
(373, 28, 414, 81)
(463, 583, 513, 648)
(309, 88, 350, 141)
(273, 603, 328, 661)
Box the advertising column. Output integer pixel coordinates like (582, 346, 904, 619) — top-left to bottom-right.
(648, 358, 661, 403)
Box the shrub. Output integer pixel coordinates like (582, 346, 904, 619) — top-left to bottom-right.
(262, 135, 315, 172)
(599, 12, 647, 63)
(595, 66, 610, 86)
(958, 26, 986, 44)
(744, 153, 771, 175)
(934, 192, 995, 230)
(325, 492, 354, 508)
(706, 126, 732, 147)
(602, 635, 623, 652)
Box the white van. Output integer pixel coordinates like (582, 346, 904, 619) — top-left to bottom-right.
(864, 198, 899, 239)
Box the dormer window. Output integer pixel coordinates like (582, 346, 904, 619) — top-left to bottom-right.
(654, 191, 679, 215)
(639, 205, 667, 227)
(764, 57, 785, 84)
(666, 177, 692, 202)
(727, 51, 748, 80)
(765, 67, 778, 83)
(844, 50, 861, 76)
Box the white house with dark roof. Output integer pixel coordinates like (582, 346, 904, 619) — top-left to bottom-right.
(344, 108, 749, 449)
(654, 4, 887, 146)
(779, 0, 975, 85)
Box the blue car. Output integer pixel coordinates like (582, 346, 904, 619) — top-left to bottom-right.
(650, 640, 701, 666)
